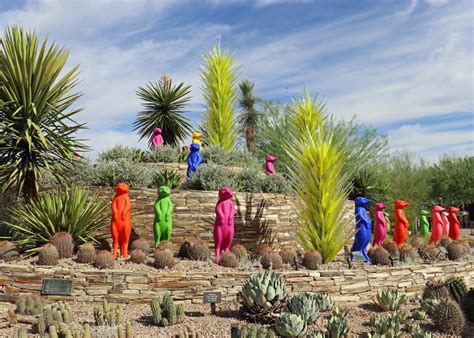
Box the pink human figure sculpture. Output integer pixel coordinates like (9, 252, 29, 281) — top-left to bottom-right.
(265, 155, 278, 175)
(441, 211, 450, 237)
(151, 128, 164, 149)
(214, 187, 236, 263)
(448, 206, 461, 240)
(372, 203, 387, 246)
(429, 205, 445, 245)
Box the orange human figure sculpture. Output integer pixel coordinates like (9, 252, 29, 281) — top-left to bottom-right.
(393, 200, 409, 249)
(111, 183, 132, 258)
(448, 206, 461, 240)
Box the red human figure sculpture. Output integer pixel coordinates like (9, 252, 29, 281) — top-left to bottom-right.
(393, 200, 409, 249)
(265, 155, 278, 175)
(429, 205, 445, 245)
(441, 211, 450, 237)
(214, 187, 236, 263)
(111, 183, 132, 258)
(448, 206, 461, 240)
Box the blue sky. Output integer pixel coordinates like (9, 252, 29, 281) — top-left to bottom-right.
(0, 0, 472, 160)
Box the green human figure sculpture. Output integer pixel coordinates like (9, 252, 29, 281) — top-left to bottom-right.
(420, 210, 430, 238)
(153, 186, 173, 247)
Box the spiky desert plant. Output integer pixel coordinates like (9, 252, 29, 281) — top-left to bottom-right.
(302, 249, 322, 270)
(238, 79, 260, 153)
(150, 294, 185, 327)
(275, 313, 307, 337)
(410, 235, 425, 249)
(255, 243, 273, 257)
(439, 236, 452, 248)
(412, 308, 428, 320)
(200, 44, 238, 150)
(279, 248, 297, 265)
(151, 169, 182, 189)
(399, 243, 419, 264)
(156, 240, 174, 252)
(431, 300, 465, 335)
(94, 299, 123, 326)
(188, 240, 210, 261)
(178, 239, 193, 258)
(287, 93, 353, 263)
(6, 188, 108, 253)
(313, 293, 335, 312)
(219, 251, 239, 268)
(382, 240, 399, 259)
(129, 249, 147, 264)
(16, 295, 44, 315)
(287, 293, 320, 323)
(154, 249, 176, 269)
(374, 289, 407, 311)
(462, 289, 474, 322)
(422, 281, 450, 301)
(260, 252, 283, 270)
(368, 246, 391, 266)
(420, 298, 440, 316)
(326, 313, 349, 337)
(238, 324, 276, 338)
(134, 74, 192, 147)
(94, 250, 114, 269)
(0, 26, 87, 199)
(131, 239, 150, 254)
(49, 232, 74, 259)
(446, 241, 465, 260)
(369, 311, 406, 336)
(418, 243, 440, 262)
(38, 244, 59, 265)
(0, 240, 19, 261)
(76, 242, 96, 264)
(444, 277, 467, 303)
(231, 244, 248, 259)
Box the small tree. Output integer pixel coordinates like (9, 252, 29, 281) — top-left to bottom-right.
(0, 26, 86, 199)
(238, 79, 260, 152)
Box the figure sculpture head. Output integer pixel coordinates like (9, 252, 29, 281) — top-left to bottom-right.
(190, 143, 200, 153)
(158, 185, 171, 198)
(355, 196, 372, 207)
(265, 155, 278, 163)
(153, 128, 162, 135)
(432, 205, 445, 213)
(421, 210, 430, 216)
(375, 202, 387, 211)
(448, 206, 460, 214)
(192, 132, 203, 140)
(395, 200, 409, 209)
(115, 183, 129, 196)
(218, 186, 233, 201)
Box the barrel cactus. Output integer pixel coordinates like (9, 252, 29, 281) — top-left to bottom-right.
(444, 277, 467, 303)
(462, 289, 474, 322)
(279, 248, 297, 265)
(129, 249, 147, 264)
(446, 242, 465, 261)
(431, 300, 465, 335)
(287, 293, 320, 323)
(422, 281, 450, 301)
(76, 242, 96, 264)
(368, 246, 391, 266)
(399, 244, 419, 264)
(382, 240, 399, 259)
(231, 244, 248, 259)
(94, 250, 115, 269)
(0, 240, 19, 261)
(188, 240, 210, 261)
(240, 271, 286, 324)
(219, 251, 239, 268)
(154, 249, 176, 269)
(38, 243, 59, 266)
(261, 252, 283, 270)
(49, 231, 74, 259)
(418, 244, 440, 262)
(275, 313, 307, 337)
(131, 238, 150, 253)
(302, 249, 322, 270)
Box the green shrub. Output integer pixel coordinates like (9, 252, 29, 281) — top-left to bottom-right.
(202, 145, 229, 165)
(151, 170, 181, 189)
(67, 159, 96, 187)
(261, 174, 290, 193)
(235, 168, 262, 193)
(182, 163, 235, 191)
(144, 145, 180, 163)
(6, 188, 108, 253)
(98, 145, 145, 162)
(93, 158, 152, 188)
(228, 148, 260, 168)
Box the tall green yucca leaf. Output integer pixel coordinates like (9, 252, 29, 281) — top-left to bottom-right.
(0, 26, 87, 198)
(5, 187, 108, 253)
(200, 44, 237, 150)
(287, 92, 354, 263)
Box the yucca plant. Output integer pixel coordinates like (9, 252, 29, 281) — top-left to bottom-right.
(0, 26, 87, 199)
(238, 79, 260, 153)
(5, 187, 108, 253)
(134, 74, 192, 147)
(287, 92, 353, 263)
(200, 44, 238, 150)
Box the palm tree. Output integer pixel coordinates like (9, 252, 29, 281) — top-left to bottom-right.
(0, 26, 87, 199)
(134, 74, 192, 147)
(238, 80, 260, 153)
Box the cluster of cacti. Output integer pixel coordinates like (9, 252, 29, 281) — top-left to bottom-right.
(431, 300, 465, 335)
(238, 324, 276, 338)
(129, 249, 147, 264)
(38, 243, 59, 266)
(231, 244, 248, 259)
(35, 301, 73, 336)
(46, 322, 93, 338)
(412, 308, 427, 320)
(187, 240, 210, 261)
(422, 281, 450, 301)
(154, 249, 176, 269)
(374, 288, 407, 311)
(0, 240, 19, 261)
(240, 271, 286, 323)
(76, 243, 96, 264)
(260, 252, 283, 270)
(399, 243, 419, 264)
(368, 246, 391, 266)
(286, 293, 320, 323)
(93, 299, 123, 326)
(255, 243, 273, 257)
(418, 244, 440, 262)
(410, 235, 425, 249)
(94, 250, 115, 269)
(274, 313, 307, 337)
(313, 293, 335, 312)
(219, 251, 239, 267)
(16, 295, 44, 315)
(369, 311, 407, 337)
(444, 277, 467, 303)
(116, 321, 133, 338)
(278, 248, 296, 265)
(16, 327, 28, 338)
(49, 232, 74, 259)
(302, 249, 322, 270)
(131, 238, 150, 253)
(446, 241, 466, 261)
(150, 295, 185, 327)
(462, 289, 474, 322)
(382, 240, 399, 259)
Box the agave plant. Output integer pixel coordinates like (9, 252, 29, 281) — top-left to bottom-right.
(5, 188, 108, 253)
(0, 26, 87, 199)
(374, 289, 408, 311)
(287, 92, 354, 263)
(200, 44, 238, 150)
(151, 170, 181, 189)
(134, 74, 192, 147)
(238, 79, 261, 153)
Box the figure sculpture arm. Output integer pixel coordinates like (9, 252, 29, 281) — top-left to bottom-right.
(215, 203, 225, 225)
(165, 199, 173, 222)
(375, 212, 386, 228)
(122, 198, 131, 221)
(155, 200, 163, 222)
(228, 203, 236, 227)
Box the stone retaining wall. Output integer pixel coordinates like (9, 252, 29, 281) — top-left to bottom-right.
(0, 261, 472, 304)
(93, 188, 355, 250)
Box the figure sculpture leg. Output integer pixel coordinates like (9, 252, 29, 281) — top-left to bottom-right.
(111, 222, 119, 258)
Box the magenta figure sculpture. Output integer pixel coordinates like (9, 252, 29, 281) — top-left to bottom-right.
(214, 187, 236, 263)
(441, 211, 450, 237)
(265, 155, 278, 175)
(372, 203, 387, 246)
(429, 205, 445, 245)
(151, 128, 164, 149)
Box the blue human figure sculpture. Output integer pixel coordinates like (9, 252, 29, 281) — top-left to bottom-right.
(350, 196, 372, 263)
(186, 143, 202, 178)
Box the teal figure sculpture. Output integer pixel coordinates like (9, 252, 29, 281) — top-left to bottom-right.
(153, 186, 173, 246)
(420, 210, 430, 238)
